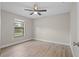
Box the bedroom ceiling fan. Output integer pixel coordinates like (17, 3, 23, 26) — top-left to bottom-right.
(24, 4, 47, 16)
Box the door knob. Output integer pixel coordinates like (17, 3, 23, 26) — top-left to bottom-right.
(73, 42, 79, 47)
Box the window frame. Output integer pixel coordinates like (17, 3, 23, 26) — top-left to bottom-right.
(14, 18, 25, 37)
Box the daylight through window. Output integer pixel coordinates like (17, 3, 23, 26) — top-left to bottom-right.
(14, 19, 24, 37)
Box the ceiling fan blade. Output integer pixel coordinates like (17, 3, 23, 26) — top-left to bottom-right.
(37, 10, 47, 12)
(24, 9, 33, 11)
(30, 13, 34, 15)
(38, 13, 41, 15)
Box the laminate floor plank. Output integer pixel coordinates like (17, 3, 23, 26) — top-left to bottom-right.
(0, 40, 73, 57)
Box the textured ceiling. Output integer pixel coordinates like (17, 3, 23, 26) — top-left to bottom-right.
(1, 2, 72, 19)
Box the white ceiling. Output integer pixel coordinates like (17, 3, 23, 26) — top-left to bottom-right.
(1, 2, 72, 19)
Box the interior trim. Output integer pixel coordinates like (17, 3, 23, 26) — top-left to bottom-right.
(0, 39, 32, 48)
(33, 38, 70, 46)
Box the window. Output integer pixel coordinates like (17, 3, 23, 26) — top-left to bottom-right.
(14, 19, 24, 37)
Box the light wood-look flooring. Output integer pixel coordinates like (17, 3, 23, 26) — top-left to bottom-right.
(0, 40, 73, 57)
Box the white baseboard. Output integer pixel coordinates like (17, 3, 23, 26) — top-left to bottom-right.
(0, 38, 70, 48)
(33, 38, 70, 46)
(0, 39, 32, 48)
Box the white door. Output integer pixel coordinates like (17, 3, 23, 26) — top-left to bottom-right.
(76, 3, 79, 56)
(73, 3, 79, 57)
(71, 3, 79, 57)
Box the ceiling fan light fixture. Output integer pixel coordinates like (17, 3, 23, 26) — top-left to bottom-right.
(34, 12, 38, 14)
(24, 4, 47, 15)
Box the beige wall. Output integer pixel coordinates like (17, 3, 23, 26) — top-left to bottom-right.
(1, 10, 33, 48)
(34, 13, 70, 45)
